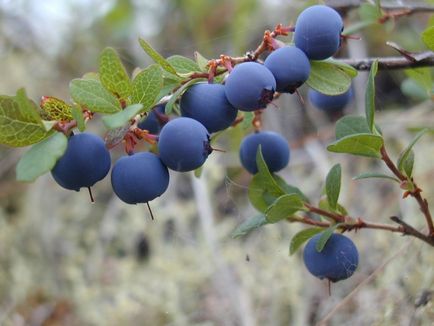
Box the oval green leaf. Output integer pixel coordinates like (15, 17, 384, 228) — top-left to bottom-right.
(16, 132, 68, 182)
(265, 194, 304, 223)
(327, 133, 384, 158)
(326, 164, 341, 211)
(289, 227, 324, 255)
(70, 79, 121, 113)
(102, 104, 143, 130)
(231, 214, 268, 238)
(307, 61, 352, 95)
(131, 64, 164, 110)
(99, 47, 132, 100)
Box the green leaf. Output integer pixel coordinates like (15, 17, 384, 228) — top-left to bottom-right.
(248, 174, 291, 212)
(16, 132, 67, 182)
(194, 51, 209, 72)
(138, 38, 177, 75)
(307, 61, 352, 95)
(421, 26, 434, 51)
(15, 88, 42, 125)
(265, 194, 304, 223)
(401, 78, 431, 101)
(39, 96, 73, 121)
(397, 128, 428, 177)
(342, 21, 376, 36)
(289, 227, 324, 255)
(359, 3, 382, 22)
(231, 214, 267, 238)
(318, 198, 348, 216)
(335, 116, 372, 139)
(70, 79, 121, 113)
(365, 60, 378, 133)
(242, 112, 254, 129)
(99, 47, 132, 100)
(131, 64, 163, 110)
(315, 225, 341, 253)
(401, 150, 414, 179)
(41, 120, 57, 132)
(157, 77, 182, 102)
(165, 78, 204, 114)
(167, 55, 200, 74)
(255, 146, 286, 196)
(374, 0, 382, 16)
(102, 104, 143, 130)
(71, 106, 85, 132)
(325, 59, 358, 78)
(326, 164, 341, 211)
(405, 68, 432, 94)
(194, 166, 203, 178)
(327, 133, 384, 158)
(278, 177, 309, 203)
(0, 96, 53, 147)
(353, 172, 400, 183)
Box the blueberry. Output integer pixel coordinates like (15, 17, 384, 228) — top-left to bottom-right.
(224, 62, 276, 111)
(51, 133, 111, 191)
(111, 152, 169, 204)
(158, 117, 211, 172)
(239, 131, 290, 174)
(264, 46, 311, 93)
(303, 233, 359, 282)
(294, 5, 343, 60)
(180, 83, 238, 133)
(138, 104, 166, 134)
(308, 88, 353, 112)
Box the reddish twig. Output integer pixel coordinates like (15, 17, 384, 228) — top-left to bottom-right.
(304, 203, 346, 223)
(380, 145, 434, 237)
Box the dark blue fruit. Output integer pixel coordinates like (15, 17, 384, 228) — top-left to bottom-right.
(180, 83, 238, 133)
(308, 88, 353, 112)
(239, 131, 290, 174)
(138, 104, 166, 134)
(158, 117, 211, 172)
(294, 5, 343, 60)
(51, 133, 111, 191)
(264, 46, 311, 93)
(224, 62, 276, 111)
(303, 233, 359, 282)
(111, 152, 169, 204)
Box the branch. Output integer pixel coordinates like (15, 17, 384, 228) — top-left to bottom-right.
(380, 145, 434, 237)
(326, 0, 434, 13)
(390, 216, 434, 246)
(336, 52, 434, 71)
(291, 203, 434, 246)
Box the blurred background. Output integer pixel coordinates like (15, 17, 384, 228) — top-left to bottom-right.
(0, 0, 433, 325)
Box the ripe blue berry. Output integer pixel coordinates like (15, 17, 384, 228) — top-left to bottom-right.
(180, 83, 238, 133)
(303, 233, 359, 282)
(51, 133, 111, 191)
(294, 5, 343, 60)
(138, 104, 166, 134)
(111, 152, 169, 204)
(158, 117, 211, 172)
(224, 62, 276, 111)
(239, 131, 290, 174)
(264, 46, 311, 93)
(308, 88, 353, 112)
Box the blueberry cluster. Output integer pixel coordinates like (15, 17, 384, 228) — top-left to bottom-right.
(50, 4, 346, 206)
